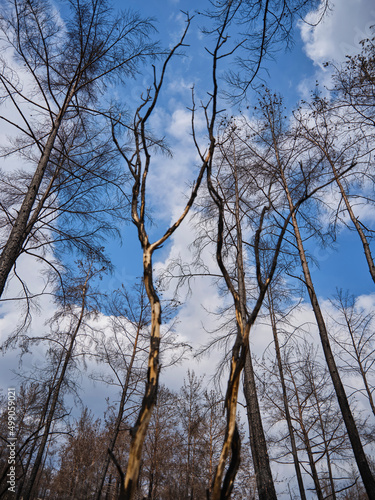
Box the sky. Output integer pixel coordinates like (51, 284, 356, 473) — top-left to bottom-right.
(1, 0, 374, 412)
(100, 0, 375, 291)
(0, 0, 375, 496)
(101, 0, 375, 341)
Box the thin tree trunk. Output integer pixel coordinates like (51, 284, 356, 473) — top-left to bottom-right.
(309, 140, 375, 284)
(344, 314, 375, 417)
(147, 472, 154, 500)
(32, 424, 55, 500)
(243, 350, 278, 500)
(16, 366, 62, 500)
(284, 181, 375, 497)
(310, 377, 337, 500)
(95, 320, 142, 499)
(22, 268, 90, 499)
(119, 26, 207, 491)
(332, 162, 375, 283)
(268, 291, 307, 500)
(207, 404, 214, 497)
(288, 369, 324, 500)
(0, 85, 76, 297)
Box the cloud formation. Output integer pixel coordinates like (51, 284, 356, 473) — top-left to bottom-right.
(300, 0, 375, 66)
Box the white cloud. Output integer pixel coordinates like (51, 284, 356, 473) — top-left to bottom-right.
(296, 0, 375, 98)
(153, 210, 226, 389)
(0, 251, 57, 393)
(355, 292, 375, 311)
(300, 0, 375, 66)
(167, 106, 206, 141)
(167, 77, 194, 93)
(144, 105, 207, 225)
(167, 108, 194, 140)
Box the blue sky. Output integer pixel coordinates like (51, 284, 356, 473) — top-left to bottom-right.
(0, 0, 374, 395)
(100, 0, 375, 300)
(0, 1, 375, 496)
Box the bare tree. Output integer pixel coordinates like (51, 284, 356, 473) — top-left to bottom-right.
(205, 0, 329, 101)
(257, 91, 375, 497)
(332, 26, 375, 130)
(93, 284, 150, 500)
(0, 383, 53, 499)
(19, 259, 103, 499)
(176, 371, 207, 499)
(93, 283, 187, 500)
(204, 117, 294, 500)
(51, 407, 107, 499)
(266, 284, 307, 500)
(0, 0, 156, 297)
(201, 92, 340, 496)
(329, 290, 375, 417)
(259, 334, 360, 499)
(293, 95, 375, 284)
(286, 354, 325, 500)
(111, 16, 213, 498)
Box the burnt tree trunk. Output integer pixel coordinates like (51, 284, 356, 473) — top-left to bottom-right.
(243, 350, 278, 500)
(22, 268, 90, 499)
(268, 292, 307, 500)
(283, 180, 375, 497)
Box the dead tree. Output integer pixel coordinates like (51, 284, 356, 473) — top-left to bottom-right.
(258, 92, 375, 498)
(293, 96, 375, 284)
(0, 0, 155, 297)
(329, 290, 375, 418)
(266, 285, 307, 500)
(111, 16, 213, 498)
(20, 260, 102, 499)
(205, 118, 294, 500)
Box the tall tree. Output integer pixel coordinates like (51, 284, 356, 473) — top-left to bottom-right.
(329, 290, 375, 417)
(257, 93, 375, 497)
(140, 385, 180, 500)
(111, 16, 212, 498)
(20, 259, 101, 499)
(93, 284, 150, 500)
(193, 2, 330, 496)
(0, 383, 53, 499)
(0, 0, 155, 297)
(176, 371, 207, 499)
(201, 99, 336, 497)
(204, 116, 294, 500)
(266, 284, 307, 500)
(293, 95, 375, 284)
(51, 408, 106, 499)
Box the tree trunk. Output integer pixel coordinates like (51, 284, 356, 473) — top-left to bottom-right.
(268, 293, 307, 500)
(243, 349, 278, 500)
(344, 311, 375, 417)
(320, 146, 375, 284)
(16, 368, 61, 500)
(210, 144, 279, 500)
(95, 321, 142, 500)
(123, 248, 161, 499)
(334, 165, 375, 283)
(21, 270, 89, 499)
(311, 377, 337, 500)
(288, 368, 324, 500)
(0, 84, 76, 298)
(287, 199, 375, 498)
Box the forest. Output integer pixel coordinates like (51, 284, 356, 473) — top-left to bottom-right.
(0, 0, 374, 498)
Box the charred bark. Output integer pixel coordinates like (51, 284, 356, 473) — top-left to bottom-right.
(284, 191, 375, 498)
